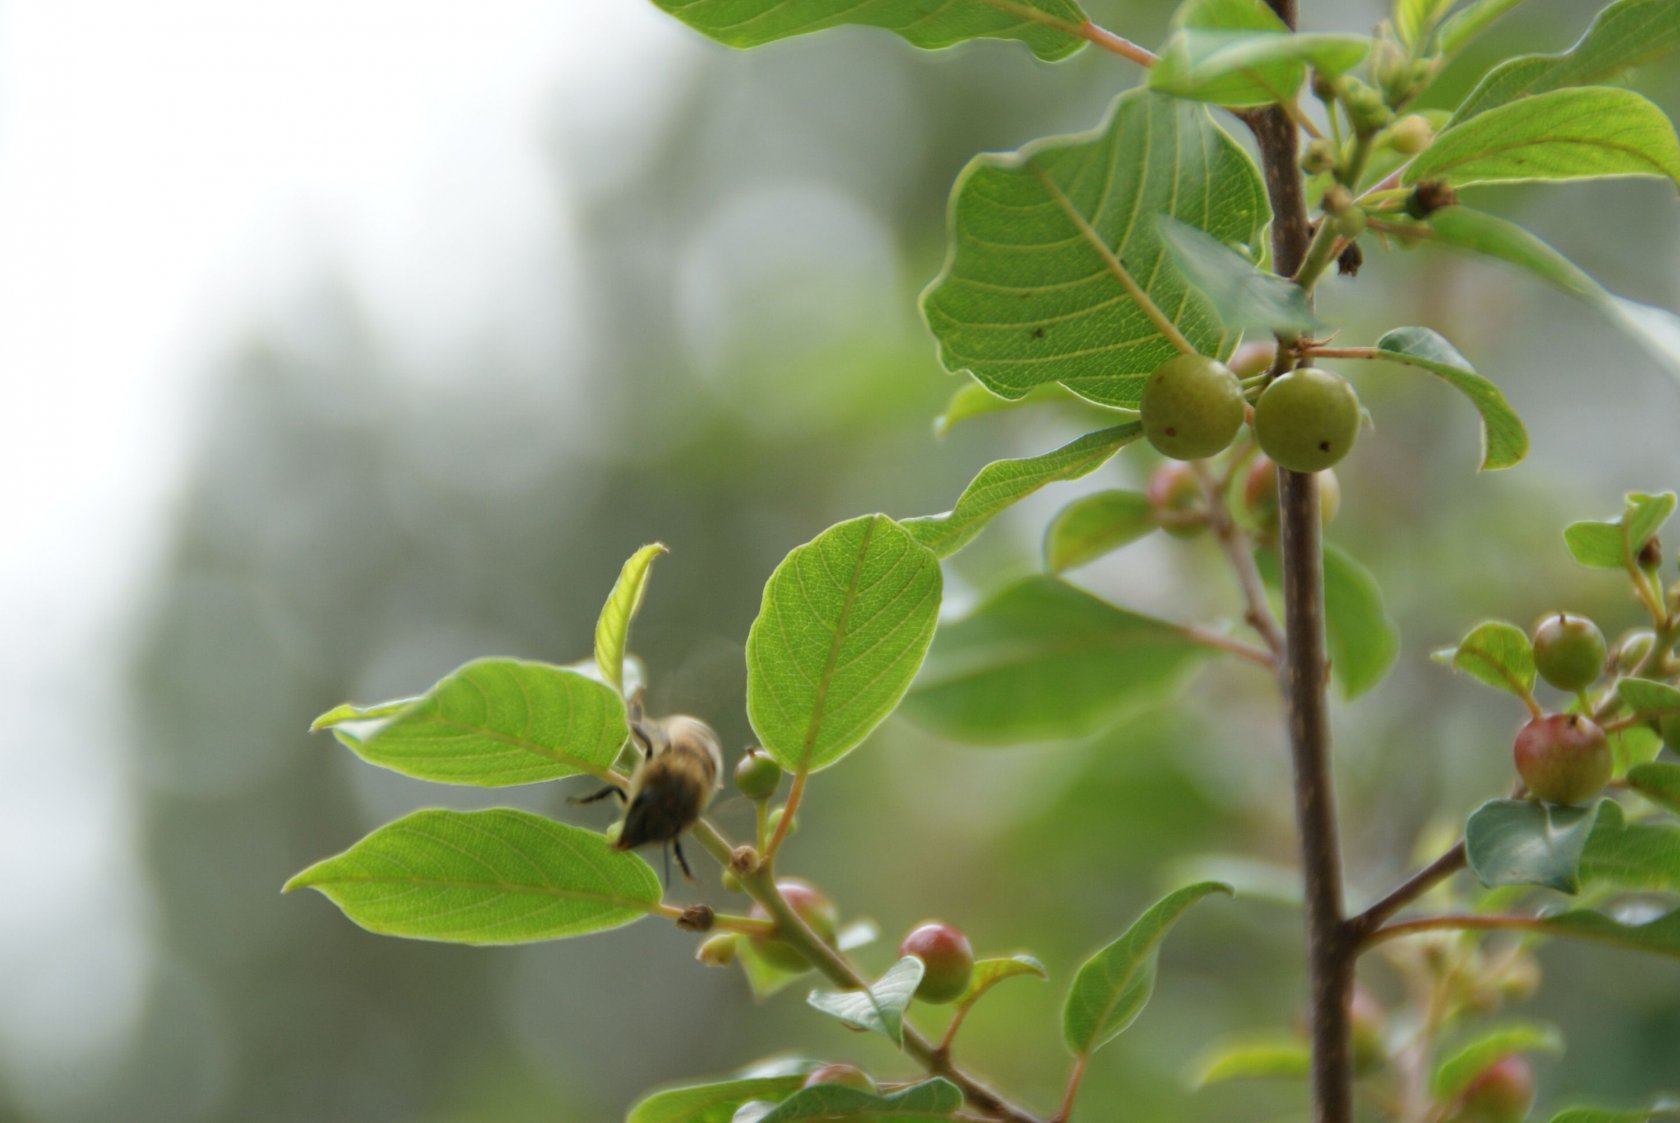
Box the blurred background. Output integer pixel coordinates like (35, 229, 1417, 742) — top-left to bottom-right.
(2, 1, 1678, 1120)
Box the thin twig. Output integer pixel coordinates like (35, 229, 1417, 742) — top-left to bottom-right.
(1366, 914, 1545, 948)
(1051, 1054, 1088, 1123)
(1347, 842, 1467, 943)
(1077, 19, 1157, 67)
(1190, 461, 1285, 656)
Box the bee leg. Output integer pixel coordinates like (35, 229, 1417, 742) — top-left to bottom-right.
(629, 722, 656, 762)
(672, 837, 696, 883)
(661, 845, 673, 888)
(570, 785, 625, 806)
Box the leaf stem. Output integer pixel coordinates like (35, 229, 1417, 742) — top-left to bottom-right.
(765, 768, 807, 862)
(1173, 621, 1278, 668)
(1365, 913, 1545, 948)
(1076, 19, 1158, 67)
(1346, 842, 1467, 944)
(1026, 163, 1197, 357)
(1051, 1054, 1088, 1123)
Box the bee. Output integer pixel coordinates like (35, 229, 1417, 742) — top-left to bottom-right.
(574, 695, 722, 882)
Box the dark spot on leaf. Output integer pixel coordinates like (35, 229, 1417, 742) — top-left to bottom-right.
(1030, 327, 1045, 340)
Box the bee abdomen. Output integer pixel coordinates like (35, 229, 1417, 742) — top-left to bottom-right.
(617, 782, 699, 849)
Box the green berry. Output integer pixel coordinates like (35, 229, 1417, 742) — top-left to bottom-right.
(1615, 627, 1657, 672)
(695, 933, 738, 967)
(803, 1064, 876, 1093)
(1147, 462, 1207, 539)
(1513, 713, 1611, 805)
(734, 747, 781, 801)
(1140, 354, 1245, 461)
(1301, 138, 1337, 175)
(1446, 1055, 1534, 1123)
(1253, 367, 1361, 472)
(748, 879, 838, 972)
(1241, 455, 1339, 539)
(1531, 613, 1606, 692)
(899, 921, 975, 1004)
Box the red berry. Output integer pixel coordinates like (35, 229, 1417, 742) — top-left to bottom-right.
(749, 880, 839, 972)
(802, 1063, 876, 1093)
(899, 921, 974, 1004)
(1513, 713, 1611, 805)
(1531, 613, 1605, 693)
(1448, 1055, 1534, 1123)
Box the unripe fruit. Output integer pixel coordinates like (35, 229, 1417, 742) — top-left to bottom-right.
(1229, 341, 1277, 377)
(1349, 987, 1386, 1075)
(766, 806, 799, 840)
(1614, 627, 1657, 672)
(1531, 613, 1606, 692)
(734, 747, 781, 801)
(1387, 114, 1434, 155)
(803, 1064, 876, 1093)
(749, 879, 838, 972)
(899, 921, 975, 1004)
(1147, 461, 1208, 539)
(1253, 367, 1361, 472)
(1447, 1055, 1534, 1123)
(1344, 82, 1393, 133)
(1242, 455, 1339, 538)
(1513, 713, 1611, 805)
(1301, 138, 1337, 175)
(1334, 207, 1367, 241)
(1140, 354, 1245, 461)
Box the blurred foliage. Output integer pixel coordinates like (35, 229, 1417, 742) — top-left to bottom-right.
(8, 0, 1679, 1120)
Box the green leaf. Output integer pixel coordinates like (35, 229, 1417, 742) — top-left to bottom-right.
(1454, 0, 1680, 122)
(310, 697, 412, 731)
(628, 1075, 808, 1123)
(1396, 0, 1456, 48)
(934, 380, 1109, 435)
(1062, 881, 1231, 1057)
(1371, 328, 1528, 471)
(1155, 216, 1320, 334)
(806, 956, 924, 1045)
(902, 576, 1213, 744)
(1418, 208, 1680, 386)
(746, 515, 941, 774)
(1564, 491, 1677, 569)
(954, 954, 1049, 1008)
(1537, 901, 1680, 958)
(1151, 0, 1368, 107)
(648, 0, 1089, 61)
(283, 809, 660, 944)
(1549, 1100, 1680, 1123)
(751, 1078, 963, 1123)
(316, 659, 629, 786)
(1432, 620, 1536, 700)
(921, 89, 1267, 409)
(1439, 0, 1533, 57)
(595, 543, 666, 696)
(1405, 86, 1680, 189)
(737, 938, 812, 999)
(1581, 800, 1680, 892)
(1465, 798, 1604, 893)
(905, 422, 1144, 558)
(1322, 542, 1402, 699)
(1629, 762, 1680, 814)
(1043, 489, 1158, 573)
(1618, 678, 1680, 719)
(1432, 1022, 1564, 1100)
(1256, 545, 1399, 699)
(1190, 1032, 1311, 1086)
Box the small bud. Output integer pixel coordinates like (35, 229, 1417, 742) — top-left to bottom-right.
(729, 845, 760, 876)
(1301, 138, 1337, 176)
(1342, 80, 1392, 133)
(1639, 535, 1662, 572)
(1404, 180, 1458, 220)
(1386, 114, 1434, 155)
(677, 904, 715, 932)
(1337, 242, 1365, 277)
(1615, 627, 1657, 671)
(721, 869, 743, 893)
(1368, 39, 1412, 106)
(1229, 340, 1277, 377)
(1311, 70, 1339, 101)
(1322, 184, 1356, 215)
(766, 806, 799, 841)
(1334, 207, 1367, 241)
(696, 933, 738, 967)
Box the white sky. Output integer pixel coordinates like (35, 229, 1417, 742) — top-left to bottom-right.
(0, 2, 686, 1113)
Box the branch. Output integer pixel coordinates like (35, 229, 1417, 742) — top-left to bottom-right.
(1190, 460, 1285, 658)
(689, 821, 1044, 1123)
(1365, 914, 1545, 948)
(1347, 841, 1467, 944)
